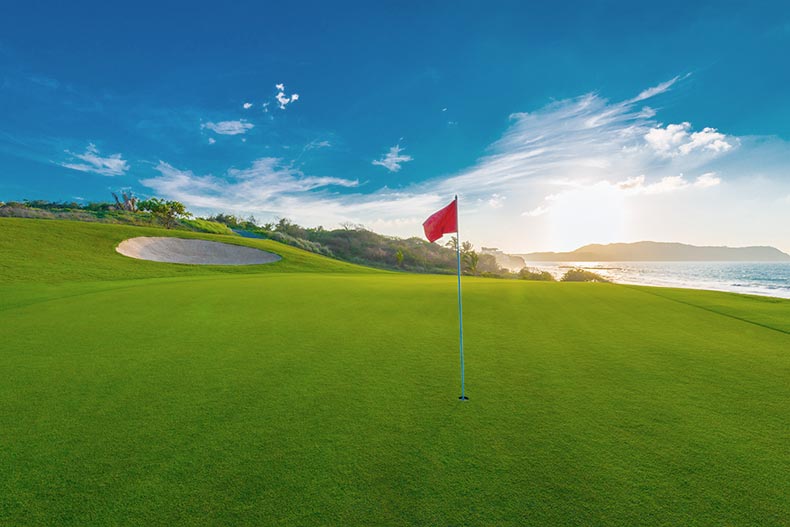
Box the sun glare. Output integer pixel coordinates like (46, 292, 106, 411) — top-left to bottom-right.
(548, 184, 627, 250)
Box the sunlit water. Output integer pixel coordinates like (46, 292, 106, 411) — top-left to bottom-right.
(524, 261, 790, 299)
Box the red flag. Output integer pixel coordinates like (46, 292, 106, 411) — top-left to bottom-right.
(423, 198, 458, 243)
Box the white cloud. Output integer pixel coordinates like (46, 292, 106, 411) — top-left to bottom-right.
(617, 175, 646, 190)
(641, 175, 689, 193)
(695, 172, 721, 188)
(275, 83, 299, 110)
(306, 139, 331, 150)
(644, 123, 691, 154)
(202, 120, 254, 135)
(372, 144, 413, 172)
(141, 158, 359, 213)
(595, 172, 721, 195)
(522, 205, 549, 217)
(243, 102, 253, 109)
(628, 76, 680, 103)
(680, 127, 733, 155)
(60, 143, 129, 176)
(639, 107, 657, 118)
(487, 193, 506, 208)
(208, 137, 216, 145)
(263, 102, 270, 113)
(645, 122, 735, 157)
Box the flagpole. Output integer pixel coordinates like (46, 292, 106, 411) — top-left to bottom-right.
(455, 195, 468, 401)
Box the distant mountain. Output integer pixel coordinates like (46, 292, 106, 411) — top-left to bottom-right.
(518, 241, 790, 262)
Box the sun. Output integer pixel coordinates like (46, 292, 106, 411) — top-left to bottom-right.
(547, 184, 628, 250)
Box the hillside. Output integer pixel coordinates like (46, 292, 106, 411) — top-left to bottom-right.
(0, 202, 490, 275)
(519, 241, 790, 262)
(0, 218, 373, 286)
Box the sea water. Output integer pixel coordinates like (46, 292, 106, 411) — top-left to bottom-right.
(525, 261, 790, 299)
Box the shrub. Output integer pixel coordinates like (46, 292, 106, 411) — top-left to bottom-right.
(560, 268, 609, 282)
(269, 232, 334, 257)
(138, 198, 191, 229)
(518, 268, 556, 281)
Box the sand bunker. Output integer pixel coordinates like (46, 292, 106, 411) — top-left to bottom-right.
(116, 237, 281, 265)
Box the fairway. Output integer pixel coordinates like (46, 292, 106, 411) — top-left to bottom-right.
(1, 219, 788, 526)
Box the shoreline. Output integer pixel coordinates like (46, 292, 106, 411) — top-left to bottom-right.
(524, 261, 790, 300)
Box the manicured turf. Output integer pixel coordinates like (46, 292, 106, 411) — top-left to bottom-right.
(1, 218, 788, 526)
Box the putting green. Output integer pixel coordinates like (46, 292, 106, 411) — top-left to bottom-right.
(1, 218, 788, 526)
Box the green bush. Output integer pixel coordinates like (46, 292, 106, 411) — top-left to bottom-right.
(560, 268, 609, 282)
(270, 232, 334, 257)
(518, 268, 556, 281)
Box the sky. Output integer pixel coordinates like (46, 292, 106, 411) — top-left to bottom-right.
(1, 0, 789, 253)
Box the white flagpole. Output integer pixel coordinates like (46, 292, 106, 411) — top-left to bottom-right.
(455, 195, 467, 401)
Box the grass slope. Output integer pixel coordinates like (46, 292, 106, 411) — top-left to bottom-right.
(0, 218, 376, 312)
(1, 219, 788, 526)
(0, 218, 372, 284)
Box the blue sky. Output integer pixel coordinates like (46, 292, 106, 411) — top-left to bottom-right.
(1, 1, 789, 252)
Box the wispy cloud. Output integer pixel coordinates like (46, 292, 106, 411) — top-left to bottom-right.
(306, 139, 331, 150)
(60, 143, 128, 176)
(29, 75, 60, 90)
(487, 193, 506, 208)
(372, 144, 413, 172)
(141, 158, 359, 213)
(522, 205, 549, 217)
(627, 75, 681, 103)
(693, 172, 721, 188)
(613, 173, 721, 194)
(202, 120, 254, 135)
(435, 80, 736, 200)
(243, 102, 253, 109)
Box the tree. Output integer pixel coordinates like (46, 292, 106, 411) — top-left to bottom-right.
(274, 217, 307, 238)
(138, 198, 191, 229)
(112, 192, 138, 212)
(462, 245, 480, 275)
(446, 238, 481, 275)
(395, 248, 404, 268)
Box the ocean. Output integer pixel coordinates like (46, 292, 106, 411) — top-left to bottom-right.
(524, 261, 790, 299)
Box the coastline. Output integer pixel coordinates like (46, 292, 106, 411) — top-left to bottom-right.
(524, 261, 790, 300)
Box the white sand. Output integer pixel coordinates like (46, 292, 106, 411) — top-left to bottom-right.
(116, 237, 281, 265)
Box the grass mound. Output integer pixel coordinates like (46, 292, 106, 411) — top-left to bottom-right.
(0, 218, 788, 525)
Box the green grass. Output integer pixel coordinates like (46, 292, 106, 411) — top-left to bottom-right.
(179, 217, 236, 235)
(1, 218, 788, 526)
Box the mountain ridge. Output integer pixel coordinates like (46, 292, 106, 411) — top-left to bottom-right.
(517, 241, 790, 262)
